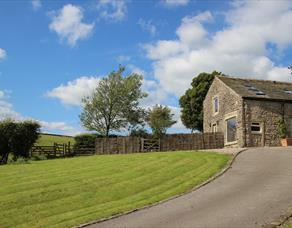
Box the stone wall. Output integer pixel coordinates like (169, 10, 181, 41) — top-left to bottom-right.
(243, 99, 292, 147)
(203, 77, 243, 147)
(204, 77, 292, 148)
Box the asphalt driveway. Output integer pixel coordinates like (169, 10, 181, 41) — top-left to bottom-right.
(88, 147, 292, 228)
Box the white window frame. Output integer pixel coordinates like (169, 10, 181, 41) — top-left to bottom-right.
(212, 123, 218, 133)
(213, 96, 219, 115)
(224, 112, 238, 146)
(251, 122, 262, 134)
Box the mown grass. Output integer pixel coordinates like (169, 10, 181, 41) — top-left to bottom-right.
(0, 151, 230, 228)
(36, 134, 75, 146)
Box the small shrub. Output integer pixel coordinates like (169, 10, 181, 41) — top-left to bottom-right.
(30, 154, 48, 161)
(278, 118, 287, 139)
(7, 157, 30, 165)
(0, 119, 40, 165)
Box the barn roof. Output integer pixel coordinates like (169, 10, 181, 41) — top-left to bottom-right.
(218, 75, 292, 102)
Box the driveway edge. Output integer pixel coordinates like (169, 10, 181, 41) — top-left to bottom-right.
(76, 149, 247, 228)
(262, 206, 292, 228)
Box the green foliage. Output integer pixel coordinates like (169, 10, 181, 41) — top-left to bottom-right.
(129, 127, 149, 138)
(10, 120, 41, 159)
(73, 133, 99, 152)
(0, 119, 40, 165)
(80, 66, 147, 136)
(278, 118, 288, 139)
(7, 156, 30, 165)
(0, 151, 230, 227)
(0, 119, 17, 164)
(179, 71, 221, 132)
(147, 105, 176, 138)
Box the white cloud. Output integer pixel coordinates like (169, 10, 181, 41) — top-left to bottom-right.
(39, 120, 81, 136)
(162, 0, 189, 7)
(0, 90, 79, 135)
(97, 0, 127, 21)
(0, 48, 7, 60)
(168, 106, 185, 130)
(0, 91, 21, 120)
(49, 4, 95, 46)
(46, 76, 100, 106)
(144, 2, 292, 97)
(138, 18, 157, 36)
(116, 55, 131, 62)
(141, 79, 169, 107)
(127, 64, 146, 76)
(31, 0, 41, 11)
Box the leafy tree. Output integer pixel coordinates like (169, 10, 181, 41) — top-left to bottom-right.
(126, 108, 148, 136)
(80, 66, 147, 137)
(0, 119, 40, 164)
(289, 65, 292, 74)
(129, 127, 149, 138)
(0, 119, 16, 164)
(147, 105, 176, 138)
(10, 120, 41, 159)
(179, 71, 221, 132)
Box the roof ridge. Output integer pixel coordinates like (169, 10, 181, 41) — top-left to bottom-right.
(217, 75, 292, 85)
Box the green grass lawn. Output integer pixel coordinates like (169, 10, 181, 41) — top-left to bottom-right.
(36, 134, 75, 146)
(0, 151, 230, 228)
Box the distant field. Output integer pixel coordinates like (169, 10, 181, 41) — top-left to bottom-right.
(36, 133, 75, 146)
(0, 151, 230, 228)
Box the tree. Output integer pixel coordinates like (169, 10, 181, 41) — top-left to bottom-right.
(10, 120, 40, 159)
(179, 71, 221, 132)
(0, 119, 40, 164)
(80, 66, 148, 136)
(289, 65, 292, 74)
(0, 119, 16, 164)
(147, 105, 176, 138)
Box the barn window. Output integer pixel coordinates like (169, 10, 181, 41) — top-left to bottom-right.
(226, 117, 237, 143)
(212, 123, 217, 133)
(251, 122, 262, 133)
(213, 96, 219, 114)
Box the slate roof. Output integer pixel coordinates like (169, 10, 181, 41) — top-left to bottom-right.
(218, 75, 292, 102)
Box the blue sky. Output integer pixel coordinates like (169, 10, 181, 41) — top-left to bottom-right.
(0, 0, 292, 135)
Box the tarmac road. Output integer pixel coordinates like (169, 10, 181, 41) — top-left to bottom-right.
(88, 147, 292, 228)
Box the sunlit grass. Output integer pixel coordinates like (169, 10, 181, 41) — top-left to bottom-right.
(35, 134, 75, 146)
(0, 151, 230, 228)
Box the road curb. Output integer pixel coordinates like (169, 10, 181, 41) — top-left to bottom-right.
(76, 149, 248, 228)
(262, 207, 292, 228)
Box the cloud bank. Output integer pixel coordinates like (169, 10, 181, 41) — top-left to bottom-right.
(144, 1, 292, 96)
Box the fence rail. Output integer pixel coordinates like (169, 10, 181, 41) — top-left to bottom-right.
(30, 133, 224, 158)
(95, 133, 224, 155)
(30, 142, 95, 158)
(30, 143, 73, 158)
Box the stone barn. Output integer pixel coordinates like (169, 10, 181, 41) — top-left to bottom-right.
(203, 75, 292, 147)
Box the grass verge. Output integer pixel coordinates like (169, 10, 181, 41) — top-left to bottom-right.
(36, 134, 75, 146)
(0, 151, 230, 227)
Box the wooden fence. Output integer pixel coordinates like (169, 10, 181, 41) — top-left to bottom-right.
(95, 133, 224, 154)
(160, 133, 224, 151)
(30, 133, 224, 158)
(30, 142, 95, 158)
(95, 137, 141, 154)
(30, 143, 73, 158)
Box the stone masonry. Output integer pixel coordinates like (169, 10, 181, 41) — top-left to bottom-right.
(204, 75, 292, 147)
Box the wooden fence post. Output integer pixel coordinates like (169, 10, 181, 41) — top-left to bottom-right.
(53, 143, 57, 157)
